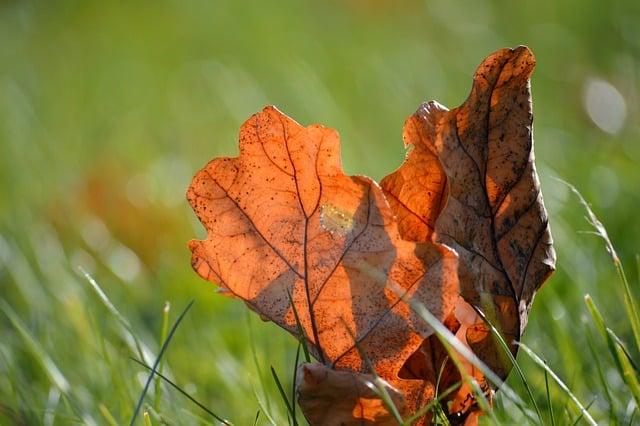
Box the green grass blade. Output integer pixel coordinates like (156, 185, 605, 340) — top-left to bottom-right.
(291, 343, 301, 424)
(586, 292, 640, 398)
(180, 409, 217, 426)
(0, 299, 94, 423)
(516, 342, 596, 426)
(615, 262, 640, 354)
(270, 366, 297, 426)
(286, 290, 311, 363)
(544, 369, 555, 426)
(246, 311, 273, 416)
(431, 334, 497, 424)
(0, 299, 70, 394)
(98, 403, 119, 426)
(585, 294, 638, 368)
(559, 179, 640, 353)
(44, 387, 61, 426)
(435, 355, 447, 398)
(403, 381, 461, 425)
(250, 382, 277, 426)
(130, 358, 232, 425)
(397, 293, 536, 423)
(570, 398, 596, 426)
(584, 295, 607, 340)
(432, 356, 451, 422)
(356, 260, 534, 422)
(154, 301, 170, 412)
(585, 326, 616, 423)
(130, 300, 194, 426)
(607, 330, 639, 372)
(143, 410, 152, 426)
(473, 306, 544, 425)
(608, 329, 640, 407)
(79, 267, 148, 363)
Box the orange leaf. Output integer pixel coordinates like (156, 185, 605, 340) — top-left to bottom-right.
(381, 101, 448, 243)
(296, 362, 406, 425)
(381, 46, 556, 419)
(187, 106, 460, 415)
(187, 46, 556, 424)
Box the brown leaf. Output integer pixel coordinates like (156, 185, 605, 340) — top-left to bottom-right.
(187, 106, 460, 416)
(380, 102, 448, 242)
(187, 46, 556, 424)
(296, 362, 407, 425)
(381, 45, 556, 413)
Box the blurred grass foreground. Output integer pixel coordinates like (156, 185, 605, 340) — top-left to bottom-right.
(1, 0, 639, 424)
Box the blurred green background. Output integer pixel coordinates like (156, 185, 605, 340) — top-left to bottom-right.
(1, 0, 639, 424)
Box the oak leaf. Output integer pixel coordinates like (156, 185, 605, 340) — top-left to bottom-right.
(187, 105, 460, 417)
(187, 46, 556, 424)
(295, 362, 406, 425)
(381, 46, 556, 418)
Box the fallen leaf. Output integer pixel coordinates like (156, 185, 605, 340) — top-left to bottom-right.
(296, 362, 406, 425)
(187, 45, 556, 424)
(381, 46, 556, 418)
(187, 105, 460, 418)
(380, 106, 448, 242)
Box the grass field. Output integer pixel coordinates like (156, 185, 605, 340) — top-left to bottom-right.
(1, 0, 639, 424)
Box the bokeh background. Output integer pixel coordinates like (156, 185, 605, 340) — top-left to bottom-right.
(1, 0, 639, 424)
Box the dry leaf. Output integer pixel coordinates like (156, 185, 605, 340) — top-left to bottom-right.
(380, 103, 448, 242)
(296, 362, 406, 425)
(187, 105, 460, 418)
(381, 46, 556, 418)
(187, 45, 555, 424)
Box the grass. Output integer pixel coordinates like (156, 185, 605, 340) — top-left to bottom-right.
(1, 0, 639, 424)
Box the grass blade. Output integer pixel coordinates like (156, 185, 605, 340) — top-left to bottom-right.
(544, 369, 555, 426)
(291, 343, 301, 423)
(180, 409, 217, 426)
(585, 326, 616, 423)
(585, 294, 608, 341)
(403, 381, 461, 425)
(98, 403, 119, 426)
(356, 259, 534, 422)
(473, 306, 544, 425)
(0, 299, 70, 394)
(246, 311, 273, 417)
(130, 300, 194, 426)
(130, 358, 232, 425)
(0, 299, 93, 423)
(615, 259, 640, 354)
(286, 290, 311, 363)
(607, 330, 639, 373)
(586, 293, 640, 402)
(270, 366, 297, 426)
(395, 291, 536, 423)
(154, 301, 171, 412)
(570, 398, 596, 426)
(558, 179, 640, 353)
(516, 342, 596, 426)
(431, 333, 496, 423)
(44, 387, 61, 426)
(143, 410, 152, 426)
(79, 267, 148, 363)
(250, 382, 277, 426)
(608, 329, 640, 407)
